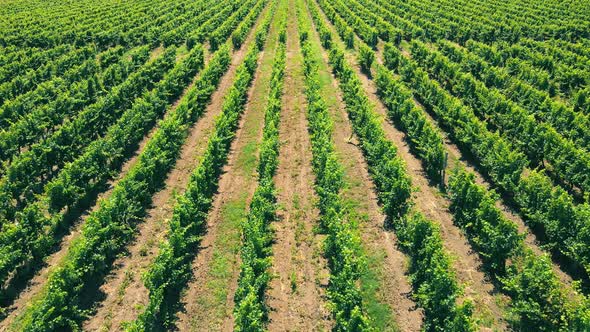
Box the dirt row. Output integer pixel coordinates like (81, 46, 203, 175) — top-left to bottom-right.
(266, 0, 331, 330)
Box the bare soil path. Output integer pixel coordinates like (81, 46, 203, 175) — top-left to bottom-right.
(265, 2, 332, 331)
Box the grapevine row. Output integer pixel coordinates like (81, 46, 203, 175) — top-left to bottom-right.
(0, 46, 151, 165)
(0, 49, 177, 220)
(381, 43, 590, 294)
(0, 46, 205, 301)
(0, 0, 269, 308)
(408, 40, 590, 196)
(0, 0, 245, 222)
(438, 40, 590, 154)
(125, 4, 274, 330)
(341, 0, 590, 295)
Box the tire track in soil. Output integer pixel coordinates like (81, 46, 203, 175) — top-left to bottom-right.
(266, 1, 332, 330)
(175, 7, 279, 332)
(83, 9, 275, 331)
(309, 1, 508, 329)
(303, 4, 422, 331)
(0, 46, 173, 331)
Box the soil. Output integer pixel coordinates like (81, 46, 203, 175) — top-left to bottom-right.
(265, 2, 332, 331)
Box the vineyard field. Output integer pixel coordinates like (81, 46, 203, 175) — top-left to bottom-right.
(0, 0, 589, 330)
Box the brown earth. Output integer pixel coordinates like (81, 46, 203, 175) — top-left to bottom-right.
(265, 1, 332, 331)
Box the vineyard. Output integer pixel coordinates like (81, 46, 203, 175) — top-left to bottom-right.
(0, 0, 589, 330)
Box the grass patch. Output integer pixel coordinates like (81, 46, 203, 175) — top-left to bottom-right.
(360, 248, 397, 332)
(235, 140, 258, 175)
(199, 196, 246, 323)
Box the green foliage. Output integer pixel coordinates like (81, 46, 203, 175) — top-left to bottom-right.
(232, 0, 268, 50)
(0, 47, 190, 292)
(0, 47, 177, 220)
(398, 213, 476, 332)
(501, 252, 584, 331)
(186, 1, 244, 50)
(446, 166, 590, 329)
(382, 39, 590, 300)
(307, 1, 475, 330)
(210, 0, 264, 52)
(16, 6, 273, 327)
(384, 42, 528, 193)
(310, 1, 481, 330)
(374, 65, 445, 183)
(410, 39, 590, 195)
(0, 46, 150, 165)
(0, 46, 95, 112)
(317, 0, 377, 47)
(448, 167, 523, 274)
(18, 43, 215, 328)
(516, 170, 590, 280)
(162, 0, 230, 47)
(3, 0, 590, 330)
(329, 46, 412, 222)
(358, 43, 374, 73)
